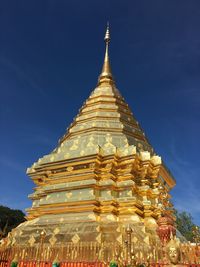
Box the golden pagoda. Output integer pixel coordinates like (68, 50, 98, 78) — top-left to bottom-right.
(0, 25, 176, 264)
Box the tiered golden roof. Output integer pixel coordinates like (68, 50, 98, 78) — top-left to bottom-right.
(28, 25, 154, 170)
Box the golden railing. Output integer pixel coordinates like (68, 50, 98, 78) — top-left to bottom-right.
(1, 242, 200, 265)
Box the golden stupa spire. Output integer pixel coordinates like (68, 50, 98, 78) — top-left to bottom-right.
(98, 23, 114, 85)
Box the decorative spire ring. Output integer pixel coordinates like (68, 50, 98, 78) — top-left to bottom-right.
(104, 22, 110, 43)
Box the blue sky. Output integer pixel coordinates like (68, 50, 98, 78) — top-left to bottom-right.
(0, 0, 200, 224)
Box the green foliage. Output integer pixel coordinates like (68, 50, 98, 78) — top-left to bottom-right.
(0, 205, 26, 238)
(11, 262, 18, 267)
(175, 210, 198, 242)
(109, 261, 118, 267)
(137, 264, 146, 267)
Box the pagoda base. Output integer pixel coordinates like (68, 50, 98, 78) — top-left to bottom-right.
(0, 212, 160, 263)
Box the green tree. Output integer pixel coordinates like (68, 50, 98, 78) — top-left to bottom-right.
(175, 210, 198, 242)
(0, 205, 26, 238)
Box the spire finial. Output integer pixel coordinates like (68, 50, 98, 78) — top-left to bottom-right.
(98, 23, 114, 85)
(104, 22, 110, 43)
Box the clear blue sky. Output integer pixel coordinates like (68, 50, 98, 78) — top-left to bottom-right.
(0, 1, 200, 224)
